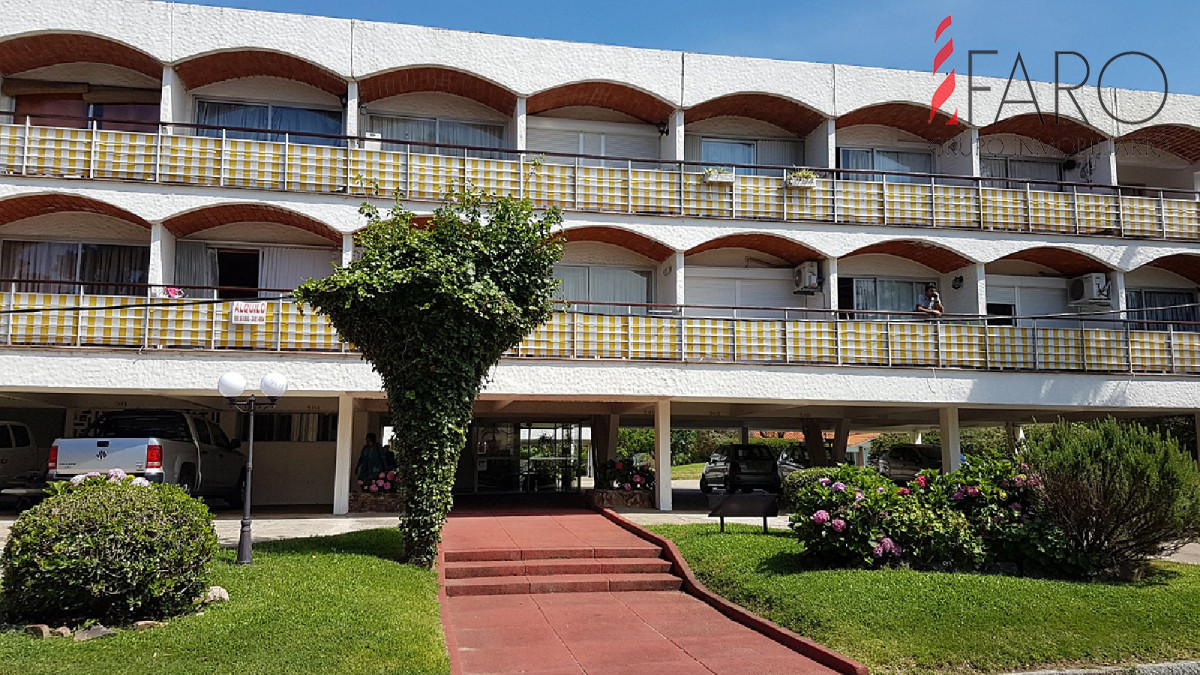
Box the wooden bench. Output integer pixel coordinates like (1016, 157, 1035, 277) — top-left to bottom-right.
(707, 493, 780, 533)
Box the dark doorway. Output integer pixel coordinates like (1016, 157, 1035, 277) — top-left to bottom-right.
(216, 249, 260, 299)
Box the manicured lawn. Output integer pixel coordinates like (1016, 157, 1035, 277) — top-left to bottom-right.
(0, 529, 448, 674)
(649, 523, 1200, 674)
(671, 462, 706, 480)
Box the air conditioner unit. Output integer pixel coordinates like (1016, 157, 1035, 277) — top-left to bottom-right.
(361, 132, 382, 151)
(1068, 273, 1111, 306)
(793, 261, 821, 294)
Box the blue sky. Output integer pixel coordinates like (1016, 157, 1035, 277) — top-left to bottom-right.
(191, 0, 1197, 95)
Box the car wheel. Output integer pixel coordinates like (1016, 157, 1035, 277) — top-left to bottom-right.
(699, 476, 713, 494)
(178, 466, 197, 497)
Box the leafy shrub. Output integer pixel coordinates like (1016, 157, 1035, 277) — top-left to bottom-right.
(1, 472, 218, 625)
(780, 467, 832, 511)
(789, 465, 904, 567)
(882, 499, 985, 571)
(597, 458, 655, 491)
(1023, 418, 1200, 577)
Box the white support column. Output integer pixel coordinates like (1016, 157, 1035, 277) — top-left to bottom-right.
(333, 394, 354, 515)
(341, 233, 355, 266)
(938, 127, 978, 177)
(159, 66, 189, 132)
(662, 109, 684, 162)
(1005, 422, 1025, 453)
(148, 223, 176, 290)
(804, 118, 836, 169)
(345, 80, 360, 139)
(1109, 270, 1127, 320)
(940, 262, 986, 315)
(909, 431, 923, 444)
(1194, 412, 1200, 469)
(656, 251, 685, 306)
(654, 399, 672, 511)
(822, 257, 838, 311)
(939, 407, 962, 473)
(513, 97, 527, 152)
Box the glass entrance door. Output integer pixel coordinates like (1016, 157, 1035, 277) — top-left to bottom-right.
(461, 422, 582, 494)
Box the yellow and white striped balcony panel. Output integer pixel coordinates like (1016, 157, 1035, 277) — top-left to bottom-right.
(785, 320, 838, 365)
(939, 323, 988, 368)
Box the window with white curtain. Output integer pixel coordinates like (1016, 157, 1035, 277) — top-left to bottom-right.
(368, 114, 505, 158)
(981, 157, 1062, 190)
(838, 148, 933, 184)
(0, 240, 149, 295)
(196, 100, 344, 146)
(838, 277, 933, 319)
(688, 136, 803, 176)
(553, 265, 652, 314)
(1126, 288, 1199, 330)
(258, 246, 340, 298)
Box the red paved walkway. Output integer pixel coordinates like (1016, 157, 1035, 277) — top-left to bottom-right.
(439, 507, 840, 675)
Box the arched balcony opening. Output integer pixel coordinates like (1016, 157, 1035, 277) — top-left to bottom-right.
(1115, 125, 1200, 197)
(685, 233, 826, 317)
(839, 240, 973, 316)
(1123, 254, 1200, 329)
(526, 82, 674, 168)
(357, 67, 517, 157)
(979, 113, 1109, 191)
(175, 50, 347, 146)
(835, 102, 966, 184)
(163, 204, 340, 299)
(553, 226, 671, 314)
(985, 247, 1114, 325)
(0, 193, 152, 295)
(0, 33, 162, 131)
(686, 94, 827, 175)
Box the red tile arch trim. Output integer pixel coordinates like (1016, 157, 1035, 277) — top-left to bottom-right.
(980, 113, 1106, 153)
(527, 82, 674, 125)
(0, 193, 151, 228)
(686, 234, 822, 265)
(843, 240, 971, 273)
(1118, 125, 1200, 164)
(1146, 254, 1200, 284)
(998, 248, 1113, 276)
(357, 67, 517, 115)
(0, 33, 161, 78)
(162, 204, 341, 243)
(174, 50, 347, 97)
(836, 102, 962, 143)
(688, 94, 826, 137)
(559, 226, 673, 262)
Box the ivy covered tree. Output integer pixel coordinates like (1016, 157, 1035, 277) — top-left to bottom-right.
(295, 191, 563, 566)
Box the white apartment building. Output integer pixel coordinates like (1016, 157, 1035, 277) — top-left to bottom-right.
(1, 0, 1199, 512)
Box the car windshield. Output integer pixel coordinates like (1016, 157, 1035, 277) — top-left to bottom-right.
(90, 412, 192, 442)
(734, 446, 774, 461)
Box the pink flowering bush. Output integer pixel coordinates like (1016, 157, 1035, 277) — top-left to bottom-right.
(359, 470, 400, 494)
(597, 459, 655, 491)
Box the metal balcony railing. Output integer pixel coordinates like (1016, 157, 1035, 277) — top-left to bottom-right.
(2, 113, 1200, 241)
(2, 280, 1199, 376)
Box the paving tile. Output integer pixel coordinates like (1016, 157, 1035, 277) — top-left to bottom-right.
(457, 644, 582, 674)
(566, 639, 706, 670)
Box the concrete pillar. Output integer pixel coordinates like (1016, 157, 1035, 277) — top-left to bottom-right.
(831, 418, 851, 464)
(803, 419, 828, 466)
(653, 399, 672, 511)
(148, 223, 176, 291)
(909, 431, 923, 444)
(1109, 270, 1127, 321)
(804, 118, 836, 169)
(822, 258, 838, 311)
(662, 109, 685, 163)
(937, 127, 978, 177)
(332, 394, 354, 515)
(159, 66, 189, 132)
(589, 414, 620, 468)
(655, 251, 684, 307)
(1069, 138, 1117, 187)
(740, 426, 750, 444)
(940, 262, 987, 316)
(1005, 422, 1025, 453)
(513, 97, 527, 152)
(345, 80, 360, 139)
(939, 407, 962, 473)
(341, 233, 355, 266)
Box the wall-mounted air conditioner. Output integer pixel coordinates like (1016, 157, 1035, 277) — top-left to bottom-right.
(793, 261, 821, 294)
(361, 132, 382, 151)
(1068, 273, 1111, 306)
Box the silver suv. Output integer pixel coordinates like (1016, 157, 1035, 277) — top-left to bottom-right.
(876, 444, 941, 482)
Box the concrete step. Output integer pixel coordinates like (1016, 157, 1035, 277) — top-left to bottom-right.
(443, 544, 662, 563)
(444, 557, 673, 579)
(445, 573, 682, 597)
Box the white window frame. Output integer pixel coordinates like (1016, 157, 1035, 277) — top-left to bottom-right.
(194, 96, 345, 141)
(838, 146, 935, 184)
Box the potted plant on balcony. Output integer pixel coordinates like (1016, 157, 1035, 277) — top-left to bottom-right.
(703, 167, 735, 184)
(785, 168, 819, 189)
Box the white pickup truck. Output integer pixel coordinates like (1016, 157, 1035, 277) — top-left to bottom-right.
(48, 410, 246, 505)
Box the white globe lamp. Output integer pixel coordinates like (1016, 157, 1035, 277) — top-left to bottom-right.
(260, 372, 289, 399)
(217, 371, 247, 399)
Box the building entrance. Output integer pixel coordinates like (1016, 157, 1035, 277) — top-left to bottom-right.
(454, 421, 585, 495)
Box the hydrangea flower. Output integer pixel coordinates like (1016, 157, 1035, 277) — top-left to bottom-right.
(369, 484, 379, 492)
(913, 475, 928, 488)
(623, 483, 632, 491)
(69, 474, 88, 486)
(818, 478, 831, 486)
(854, 492, 864, 502)
(873, 536, 902, 558)
(897, 487, 911, 496)
(831, 482, 847, 493)
(951, 489, 965, 501)
(811, 509, 831, 524)
(966, 486, 981, 498)
(830, 518, 847, 533)
(106, 468, 127, 482)
(633, 475, 644, 483)
(1010, 502, 1022, 511)
(383, 482, 392, 490)
(130, 477, 151, 487)
(876, 487, 886, 494)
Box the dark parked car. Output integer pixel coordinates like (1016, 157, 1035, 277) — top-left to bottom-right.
(700, 444, 779, 494)
(876, 443, 941, 482)
(775, 445, 810, 485)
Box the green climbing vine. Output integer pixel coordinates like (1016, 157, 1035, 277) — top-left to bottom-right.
(295, 189, 563, 566)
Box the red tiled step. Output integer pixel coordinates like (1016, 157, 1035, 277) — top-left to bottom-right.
(444, 544, 661, 563)
(444, 557, 672, 579)
(444, 573, 682, 597)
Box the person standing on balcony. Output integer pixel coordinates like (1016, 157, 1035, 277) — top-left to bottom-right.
(916, 284, 944, 318)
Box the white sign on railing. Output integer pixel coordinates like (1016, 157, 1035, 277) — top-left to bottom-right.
(230, 301, 268, 326)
